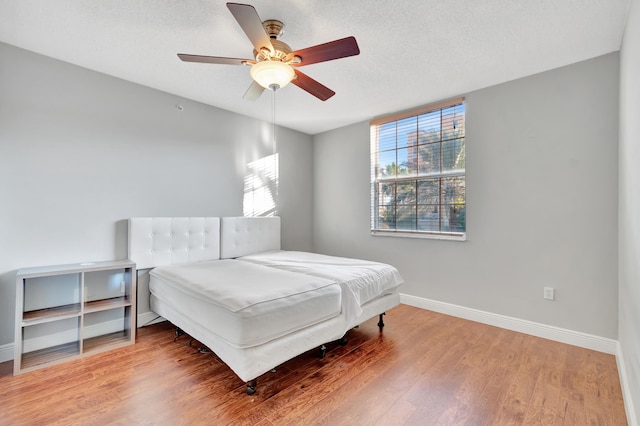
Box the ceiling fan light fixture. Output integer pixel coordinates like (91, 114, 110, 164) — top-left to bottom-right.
(250, 60, 295, 90)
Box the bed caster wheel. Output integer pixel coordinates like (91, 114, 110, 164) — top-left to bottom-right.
(318, 344, 327, 359)
(246, 379, 257, 395)
(340, 335, 348, 346)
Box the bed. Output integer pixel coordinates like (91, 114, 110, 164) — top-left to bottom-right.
(128, 216, 402, 394)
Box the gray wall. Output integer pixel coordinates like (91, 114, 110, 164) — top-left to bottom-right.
(619, 0, 640, 421)
(1, 35, 633, 415)
(0, 42, 313, 349)
(313, 53, 619, 339)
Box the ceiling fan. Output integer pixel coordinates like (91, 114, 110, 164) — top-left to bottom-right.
(177, 2, 360, 101)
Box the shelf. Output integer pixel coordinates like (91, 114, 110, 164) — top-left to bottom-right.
(17, 259, 136, 278)
(84, 296, 131, 314)
(15, 260, 136, 375)
(83, 331, 131, 355)
(22, 303, 81, 326)
(21, 341, 81, 370)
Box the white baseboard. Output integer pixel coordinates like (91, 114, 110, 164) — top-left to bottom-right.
(400, 293, 618, 354)
(616, 341, 639, 426)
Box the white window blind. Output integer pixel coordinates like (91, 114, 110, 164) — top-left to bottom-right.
(370, 98, 466, 239)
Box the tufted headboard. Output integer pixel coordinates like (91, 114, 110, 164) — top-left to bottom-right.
(220, 216, 281, 259)
(128, 216, 282, 269)
(128, 217, 221, 269)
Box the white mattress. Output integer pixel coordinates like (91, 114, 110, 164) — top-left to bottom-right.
(149, 259, 342, 348)
(236, 250, 404, 324)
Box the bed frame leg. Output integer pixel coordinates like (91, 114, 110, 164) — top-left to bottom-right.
(340, 335, 348, 345)
(173, 327, 186, 343)
(246, 379, 257, 395)
(318, 344, 327, 358)
(378, 312, 386, 330)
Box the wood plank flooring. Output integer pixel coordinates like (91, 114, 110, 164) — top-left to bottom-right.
(0, 305, 628, 425)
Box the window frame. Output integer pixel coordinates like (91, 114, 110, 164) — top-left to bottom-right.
(370, 97, 466, 241)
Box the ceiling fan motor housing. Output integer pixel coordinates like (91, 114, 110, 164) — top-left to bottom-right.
(254, 20, 296, 63)
(254, 38, 293, 62)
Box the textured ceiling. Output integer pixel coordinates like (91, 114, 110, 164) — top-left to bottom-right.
(0, 0, 630, 135)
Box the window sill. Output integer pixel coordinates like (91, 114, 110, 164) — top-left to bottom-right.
(370, 230, 466, 241)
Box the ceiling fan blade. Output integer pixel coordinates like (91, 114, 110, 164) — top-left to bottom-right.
(291, 69, 335, 101)
(227, 3, 274, 54)
(177, 54, 250, 65)
(243, 80, 266, 101)
(291, 36, 360, 67)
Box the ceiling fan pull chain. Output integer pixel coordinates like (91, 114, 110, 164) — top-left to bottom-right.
(272, 85, 279, 215)
(272, 86, 277, 153)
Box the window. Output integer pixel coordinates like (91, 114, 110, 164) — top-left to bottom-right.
(370, 98, 466, 239)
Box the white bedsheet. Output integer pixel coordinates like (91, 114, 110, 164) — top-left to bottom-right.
(150, 259, 342, 348)
(237, 250, 404, 325)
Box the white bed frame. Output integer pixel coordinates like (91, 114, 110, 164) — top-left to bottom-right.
(128, 216, 399, 394)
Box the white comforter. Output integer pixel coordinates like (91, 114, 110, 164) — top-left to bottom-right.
(237, 250, 404, 324)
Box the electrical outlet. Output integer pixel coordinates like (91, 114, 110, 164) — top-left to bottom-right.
(543, 287, 555, 301)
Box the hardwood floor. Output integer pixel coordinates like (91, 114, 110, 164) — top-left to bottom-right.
(0, 305, 627, 425)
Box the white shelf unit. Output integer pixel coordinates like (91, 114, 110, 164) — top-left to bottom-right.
(14, 260, 136, 375)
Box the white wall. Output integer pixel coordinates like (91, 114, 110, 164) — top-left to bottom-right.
(0, 42, 314, 351)
(313, 53, 619, 339)
(619, 0, 640, 422)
